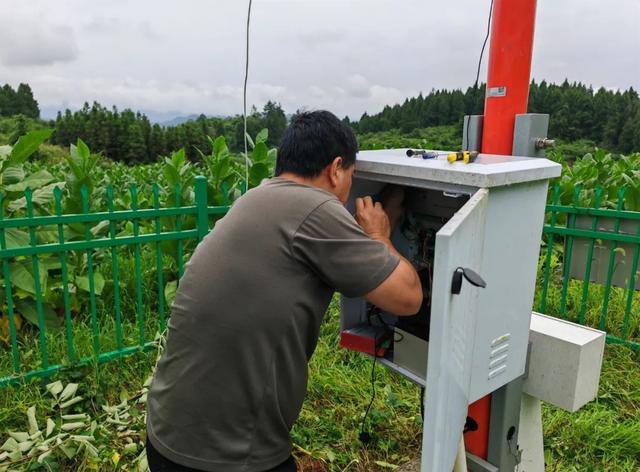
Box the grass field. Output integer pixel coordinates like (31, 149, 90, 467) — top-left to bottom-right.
(1, 128, 639, 470)
(1, 295, 638, 471)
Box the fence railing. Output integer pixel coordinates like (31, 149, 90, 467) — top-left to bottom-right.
(0, 175, 231, 386)
(2, 179, 639, 387)
(537, 184, 640, 350)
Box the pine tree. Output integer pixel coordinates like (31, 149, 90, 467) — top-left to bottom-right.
(618, 100, 640, 153)
(149, 124, 166, 161)
(15, 83, 39, 118)
(122, 121, 146, 164)
(0, 84, 17, 116)
(262, 101, 287, 146)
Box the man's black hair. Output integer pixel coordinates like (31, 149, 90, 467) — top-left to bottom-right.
(275, 110, 358, 177)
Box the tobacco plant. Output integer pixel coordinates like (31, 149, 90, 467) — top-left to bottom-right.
(552, 149, 640, 211)
(0, 129, 277, 337)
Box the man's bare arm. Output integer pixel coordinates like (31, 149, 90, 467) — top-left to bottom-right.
(355, 195, 422, 316)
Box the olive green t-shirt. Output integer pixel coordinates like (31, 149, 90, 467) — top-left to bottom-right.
(146, 177, 399, 472)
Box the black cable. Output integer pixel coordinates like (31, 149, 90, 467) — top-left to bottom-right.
(420, 387, 425, 420)
(242, 0, 253, 190)
(361, 306, 407, 443)
(359, 349, 377, 444)
(465, 0, 494, 152)
(359, 322, 380, 443)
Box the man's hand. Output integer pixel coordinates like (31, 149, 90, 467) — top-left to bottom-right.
(355, 196, 391, 242)
(357, 189, 421, 316)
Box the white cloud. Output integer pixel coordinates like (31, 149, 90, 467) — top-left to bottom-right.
(0, 0, 637, 119)
(345, 74, 371, 99)
(22, 75, 295, 117)
(82, 17, 122, 34)
(0, 17, 78, 66)
(82, 16, 161, 40)
(297, 29, 349, 48)
(369, 85, 410, 109)
(308, 85, 327, 99)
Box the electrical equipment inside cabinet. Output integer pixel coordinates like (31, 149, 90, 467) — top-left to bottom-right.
(359, 188, 470, 354)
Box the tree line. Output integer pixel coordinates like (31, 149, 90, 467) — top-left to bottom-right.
(2, 80, 639, 163)
(49, 101, 287, 163)
(352, 80, 640, 153)
(0, 83, 39, 119)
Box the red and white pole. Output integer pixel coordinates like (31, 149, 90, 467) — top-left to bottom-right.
(466, 0, 539, 460)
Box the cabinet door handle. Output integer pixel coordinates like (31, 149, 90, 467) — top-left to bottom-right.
(451, 267, 487, 295)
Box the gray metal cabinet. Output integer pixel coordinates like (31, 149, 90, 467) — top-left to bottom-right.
(340, 149, 561, 471)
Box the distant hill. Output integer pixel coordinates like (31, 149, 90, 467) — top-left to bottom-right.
(157, 114, 200, 127)
(40, 107, 214, 127)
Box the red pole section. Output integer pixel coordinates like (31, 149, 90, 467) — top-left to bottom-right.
(481, 0, 538, 155)
(467, 0, 539, 461)
(465, 396, 492, 459)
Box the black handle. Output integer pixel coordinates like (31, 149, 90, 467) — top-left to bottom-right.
(451, 267, 487, 295)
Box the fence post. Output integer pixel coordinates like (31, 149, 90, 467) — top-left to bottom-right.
(195, 176, 209, 242)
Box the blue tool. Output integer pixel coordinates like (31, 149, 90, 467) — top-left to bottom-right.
(406, 149, 439, 159)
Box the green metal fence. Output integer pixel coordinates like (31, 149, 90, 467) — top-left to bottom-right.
(0, 176, 230, 386)
(2, 178, 639, 387)
(538, 184, 640, 350)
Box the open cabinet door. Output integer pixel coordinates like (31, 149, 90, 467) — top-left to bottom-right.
(421, 189, 488, 471)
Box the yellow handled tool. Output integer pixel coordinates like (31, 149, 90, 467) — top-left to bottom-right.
(447, 151, 479, 164)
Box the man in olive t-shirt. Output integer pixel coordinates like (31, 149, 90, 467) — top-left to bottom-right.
(146, 111, 422, 472)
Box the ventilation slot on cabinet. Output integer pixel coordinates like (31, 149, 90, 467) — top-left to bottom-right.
(488, 333, 510, 380)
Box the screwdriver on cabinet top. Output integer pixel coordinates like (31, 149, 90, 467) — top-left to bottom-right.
(405, 149, 480, 163)
(406, 149, 440, 159)
(447, 151, 479, 164)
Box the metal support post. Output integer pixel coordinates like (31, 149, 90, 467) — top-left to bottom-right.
(518, 393, 545, 471)
(468, 0, 539, 460)
(466, 452, 499, 472)
(487, 378, 524, 470)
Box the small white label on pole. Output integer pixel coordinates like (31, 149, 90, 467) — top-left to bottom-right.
(487, 86, 507, 97)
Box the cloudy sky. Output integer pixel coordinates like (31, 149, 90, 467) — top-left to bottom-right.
(1, 0, 638, 121)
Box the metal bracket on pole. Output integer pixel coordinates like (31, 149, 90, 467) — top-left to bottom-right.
(512, 114, 553, 158)
(462, 115, 484, 152)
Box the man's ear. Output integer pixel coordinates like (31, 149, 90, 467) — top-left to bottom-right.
(328, 156, 343, 186)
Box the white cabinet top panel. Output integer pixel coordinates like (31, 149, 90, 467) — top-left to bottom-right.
(355, 149, 562, 188)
